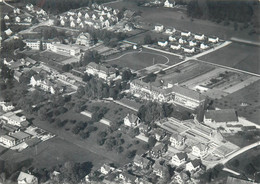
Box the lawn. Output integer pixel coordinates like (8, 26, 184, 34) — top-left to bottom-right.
(199, 43, 260, 74)
(105, 48, 181, 71)
(213, 80, 260, 124)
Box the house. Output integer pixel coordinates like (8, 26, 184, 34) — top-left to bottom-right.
(70, 20, 76, 28)
(171, 152, 188, 166)
(76, 17, 82, 24)
(24, 17, 32, 23)
(26, 4, 34, 11)
(14, 8, 21, 14)
(154, 129, 166, 141)
(15, 16, 21, 23)
(17, 171, 38, 184)
(1, 111, 26, 127)
(178, 38, 186, 44)
(107, 12, 112, 18)
(9, 131, 31, 145)
(76, 32, 91, 46)
(169, 35, 176, 42)
(113, 9, 120, 15)
(208, 37, 219, 43)
(170, 133, 185, 148)
(124, 114, 141, 127)
(60, 19, 66, 26)
(92, 13, 97, 20)
(124, 24, 133, 31)
(104, 19, 111, 27)
(155, 24, 164, 32)
(174, 171, 190, 184)
(0, 101, 14, 112)
(133, 155, 151, 169)
(204, 109, 238, 128)
(118, 172, 137, 184)
(181, 31, 191, 37)
(200, 43, 209, 50)
(139, 124, 151, 134)
(164, 0, 174, 8)
(78, 11, 82, 17)
(85, 62, 116, 81)
(100, 164, 115, 175)
(24, 40, 44, 50)
(185, 159, 201, 172)
(194, 34, 205, 40)
(153, 162, 164, 177)
(165, 28, 176, 35)
(170, 44, 181, 50)
(0, 135, 16, 147)
(158, 41, 168, 47)
(192, 143, 208, 157)
(189, 41, 197, 47)
(183, 47, 195, 53)
(4, 14, 10, 20)
(150, 143, 167, 158)
(85, 12, 90, 19)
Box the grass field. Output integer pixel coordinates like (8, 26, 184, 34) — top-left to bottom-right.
(106, 48, 181, 71)
(199, 43, 260, 74)
(213, 80, 260, 124)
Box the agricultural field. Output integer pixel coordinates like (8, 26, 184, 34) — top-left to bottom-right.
(199, 43, 260, 74)
(105, 47, 182, 71)
(213, 80, 260, 124)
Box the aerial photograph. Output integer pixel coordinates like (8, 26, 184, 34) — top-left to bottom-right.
(0, 0, 259, 183)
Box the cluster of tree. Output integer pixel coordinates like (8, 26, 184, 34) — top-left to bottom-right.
(143, 73, 157, 83)
(91, 106, 109, 122)
(138, 102, 192, 124)
(187, 0, 257, 23)
(62, 64, 73, 72)
(80, 50, 101, 66)
(1, 39, 26, 56)
(71, 120, 98, 139)
(143, 34, 157, 44)
(121, 69, 135, 81)
(0, 64, 14, 81)
(37, 26, 59, 40)
(20, 0, 113, 14)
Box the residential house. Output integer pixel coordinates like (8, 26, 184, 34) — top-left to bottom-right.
(60, 19, 66, 26)
(181, 31, 191, 37)
(14, 8, 21, 14)
(194, 34, 205, 40)
(99, 15, 105, 22)
(26, 4, 34, 11)
(178, 38, 186, 44)
(158, 41, 168, 47)
(174, 171, 190, 184)
(183, 47, 195, 53)
(15, 16, 21, 23)
(171, 152, 188, 166)
(69, 16, 75, 21)
(155, 24, 164, 32)
(76, 32, 92, 46)
(78, 11, 82, 17)
(170, 44, 181, 50)
(104, 19, 111, 27)
(185, 159, 201, 172)
(200, 43, 209, 50)
(100, 164, 115, 175)
(79, 22, 85, 29)
(153, 162, 164, 178)
(1, 111, 27, 127)
(169, 35, 176, 42)
(226, 176, 255, 184)
(118, 172, 137, 184)
(113, 9, 120, 15)
(154, 129, 166, 141)
(17, 171, 38, 184)
(85, 12, 90, 19)
(208, 37, 219, 43)
(170, 133, 185, 148)
(165, 28, 176, 35)
(164, 0, 174, 8)
(70, 20, 76, 28)
(139, 124, 151, 134)
(192, 143, 208, 157)
(76, 17, 82, 24)
(0, 135, 16, 147)
(92, 13, 97, 20)
(124, 114, 141, 127)
(124, 24, 133, 31)
(0, 101, 14, 112)
(24, 17, 32, 23)
(85, 62, 116, 81)
(150, 143, 167, 158)
(133, 155, 151, 169)
(107, 12, 112, 19)
(4, 14, 10, 20)
(204, 109, 238, 128)
(189, 41, 197, 47)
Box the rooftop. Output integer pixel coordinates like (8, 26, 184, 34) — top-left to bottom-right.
(204, 109, 238, 122)
(10, 131, 31, 140)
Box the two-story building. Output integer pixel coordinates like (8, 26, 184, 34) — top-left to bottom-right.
(171, 152, 188, 166)
(85, 62, 117, 81)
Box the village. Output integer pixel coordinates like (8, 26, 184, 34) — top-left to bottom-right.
(0, 0, 260, 184)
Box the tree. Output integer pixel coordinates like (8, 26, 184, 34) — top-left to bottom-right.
(81, 50, 101, 66)
(39, 40, 44, 51)
(126, 150, 137, 158)
(62, 64, 73, 72)
(122, 69, 133, 81)
(144, 34, 153, 44)
(148, 137, 157, 148)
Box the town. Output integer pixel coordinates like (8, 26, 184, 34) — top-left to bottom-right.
(0, 0, 259, 184)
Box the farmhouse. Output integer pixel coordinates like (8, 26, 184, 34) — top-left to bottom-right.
(85, 62, 116, 81)
(17, 172, 38, 184)
(124, 113, 141, 127)
(155, 24, 164, 32)
(129, 79, 207, 110)
(204, 109, 238, 128)
(171, 152, 188, 166)
(75, 32, 92, 46)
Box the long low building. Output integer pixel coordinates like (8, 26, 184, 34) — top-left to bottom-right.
(129, 79, 207, 110)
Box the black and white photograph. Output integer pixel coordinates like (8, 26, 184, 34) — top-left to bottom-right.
(0, 0, 259, 183)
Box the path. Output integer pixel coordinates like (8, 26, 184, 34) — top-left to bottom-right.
(231, 37, 260, 47)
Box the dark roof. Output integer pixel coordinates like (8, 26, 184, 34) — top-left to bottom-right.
(176, 152, 188, 160)
(25, 137, 41, 147)
(190, 159, 201, 168)
(226, 176, 254, 184)
(126, 114, 139, 124)
(204, 109, 238, 122)
(87, 62, 116, 74)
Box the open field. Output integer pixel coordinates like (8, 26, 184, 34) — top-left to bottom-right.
(109, 1, 259, 41)
(199, 43, 260, 74)
(105, 48, 182, 71)
(213, 80, 260, 124)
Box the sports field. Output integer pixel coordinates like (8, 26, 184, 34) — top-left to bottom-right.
(199, 43, 260, 74)
(105, 48, 182, 71)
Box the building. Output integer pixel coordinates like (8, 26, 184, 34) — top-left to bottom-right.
(154, 129, 166, 141)
(4, 14, 10, 20)
(183, 47, 195, 53)
(75, 32, 91, 46)
(164, 0, 174, 8)
(9, 131, 31, 145)
(129, 79, 207, 110)
(181, 31, 191, 37)
(124, 114, 141, 127)
(0, 101, 14, 112)
(200, 43, 209, 50)
(170, 132, 185, 148)
(85, 62, 116, 81)
(133, 155, 151, 169)
(204, 109, 238, 128)
(194, 34, 205, 40)
(178, 38, 186, 44)
(17, 171, 38, 184)
(186, 159, 201, 172)
(189, 41, 197, 47)
(139, 124, 151, 134)
(226, 176, 255, 184)
(118, 172, 138, 184)
(155, 24, 164, 32)
(170, 44, 181, 50)
(15, 16, 21, 23)
(158, 41, 168, 47)
(25, 40, 43, 50)
(1, 112, 26, 127)
(150, 143, 167, 158)
(49, 43, 80, 56)
(171, 152, 188, 166)
(0, 135, 16, 147)
(208, 37, 219, 43)
(191, 143, 208, 157)
(153, 162, 164, 177)
(100, 164, 115, 175)
(169, 35, 176, 42)
(5, 28, 12, 36)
